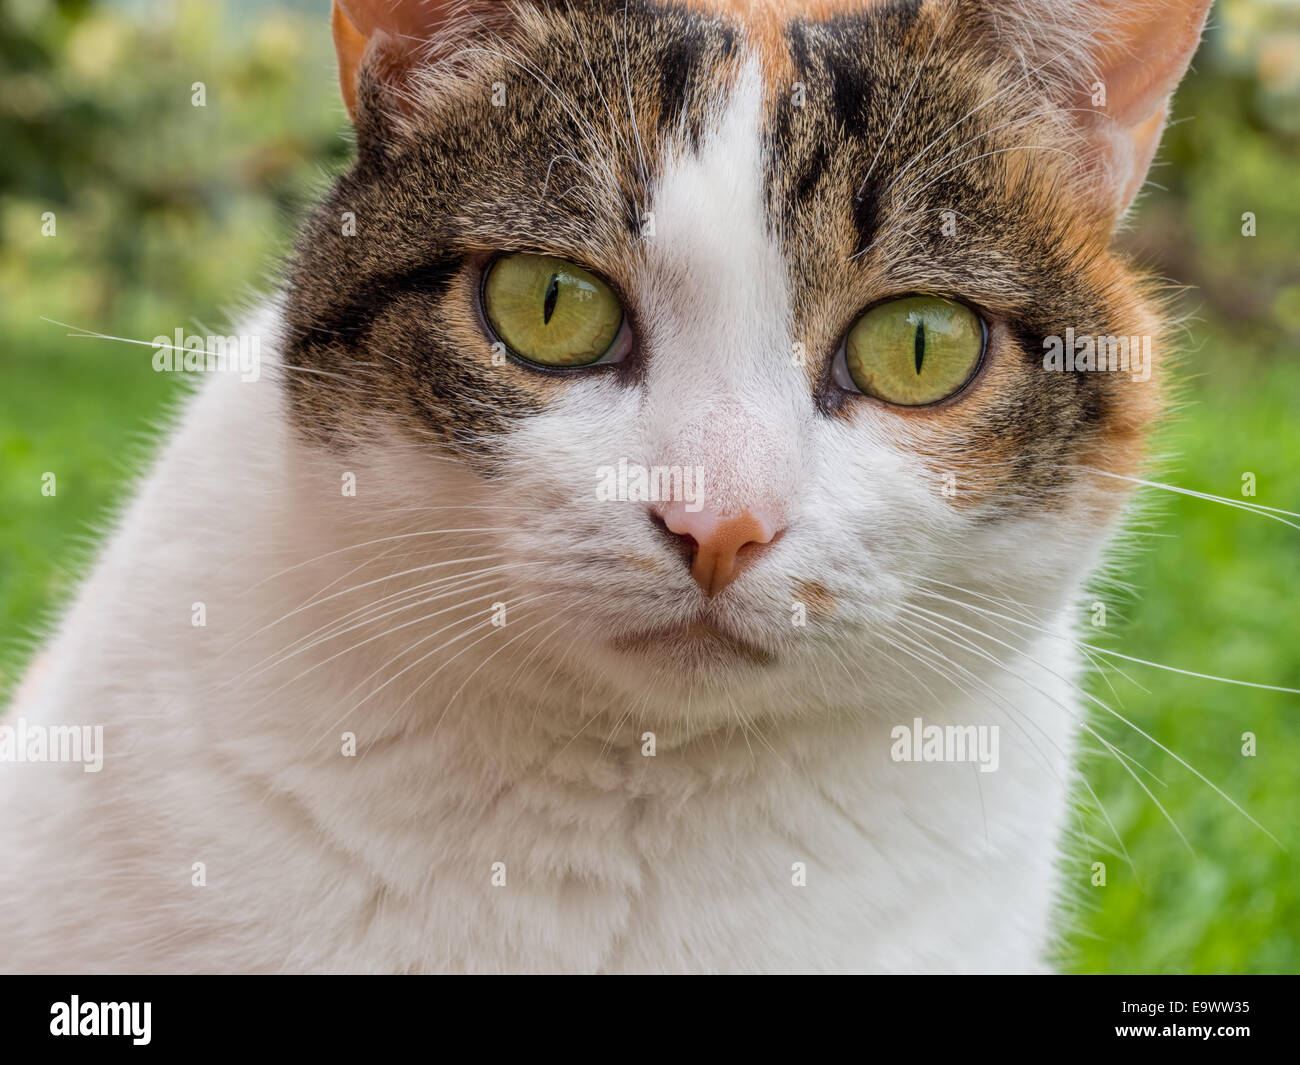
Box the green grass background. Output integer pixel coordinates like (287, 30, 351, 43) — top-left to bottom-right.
(2, 0, 1297, 972)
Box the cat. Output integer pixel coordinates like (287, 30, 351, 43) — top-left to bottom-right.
(0, 0, 1212, 973)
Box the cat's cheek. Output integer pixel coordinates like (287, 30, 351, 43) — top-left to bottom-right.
(844, 317, 1143, 521)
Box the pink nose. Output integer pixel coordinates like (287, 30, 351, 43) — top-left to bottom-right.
(651, 501, 782, 597)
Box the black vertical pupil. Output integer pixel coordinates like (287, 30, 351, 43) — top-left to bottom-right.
(543, 275, 560, 325)
(914, 320, 925, 374)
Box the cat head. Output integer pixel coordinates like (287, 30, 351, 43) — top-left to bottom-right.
(280, 0, 1210, 710)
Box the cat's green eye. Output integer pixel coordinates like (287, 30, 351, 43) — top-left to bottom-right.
(839, 296, 984, 406)
(483, 253, 626, 368)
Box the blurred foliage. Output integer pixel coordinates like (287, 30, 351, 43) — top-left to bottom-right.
(1131, 0, 1300, 343)
(0, 0, 347, 649)
(0, 0, 1297, 973)
(1058, 0, 1300, 974)
(0, 0, 346, 327)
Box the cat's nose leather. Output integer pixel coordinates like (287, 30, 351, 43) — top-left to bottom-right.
(651, 501, 781, 597)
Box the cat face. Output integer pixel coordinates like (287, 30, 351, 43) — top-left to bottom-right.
(281, 0, 1206, 701)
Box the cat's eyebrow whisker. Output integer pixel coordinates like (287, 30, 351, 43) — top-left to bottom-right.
(902, 143, 1073, 206)
(563, 0, 636, 165)
(540, 151, 591, 197)
(546, 183, 606, 208)
(456, 41, 619, 192)
(855, 0, 955, 196)
(617, 0, 650, 195)
(902, 105, 1095, 191)
(880, 36, 1087, 194)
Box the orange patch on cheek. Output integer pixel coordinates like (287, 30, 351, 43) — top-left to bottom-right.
(1061, 256, 1168, 518)
(622, 553, 668, 575)
(793, 577, 837, 618)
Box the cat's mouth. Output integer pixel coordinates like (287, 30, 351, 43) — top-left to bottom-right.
(610, 620, 774, 667)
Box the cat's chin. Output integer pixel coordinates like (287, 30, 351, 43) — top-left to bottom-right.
(608, 619, 775, 671)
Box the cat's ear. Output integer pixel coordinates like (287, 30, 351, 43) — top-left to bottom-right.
(1074, 0, 1213, 221)
(332, 0, 518, 148)
(978, 0, 1213, 226)
(332, 0, 454, 120)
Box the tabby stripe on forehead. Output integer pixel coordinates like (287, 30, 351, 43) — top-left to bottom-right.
(770, 3, 925, 254)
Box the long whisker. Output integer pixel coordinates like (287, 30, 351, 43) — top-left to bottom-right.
(220, 552, 511, 658)
(896, 600, 1281, 846)
(229, 558, 542, 675)
(908, 575, 1300, 695)
(232, 568, 538, 689)
(1060, 466, 1300, 528)
(892, 608, 1190, 857)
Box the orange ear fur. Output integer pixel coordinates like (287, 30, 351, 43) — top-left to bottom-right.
(1078, 0, 1213, 219)
(331, 1, 369, 119)
(331, 0, 463, 121)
